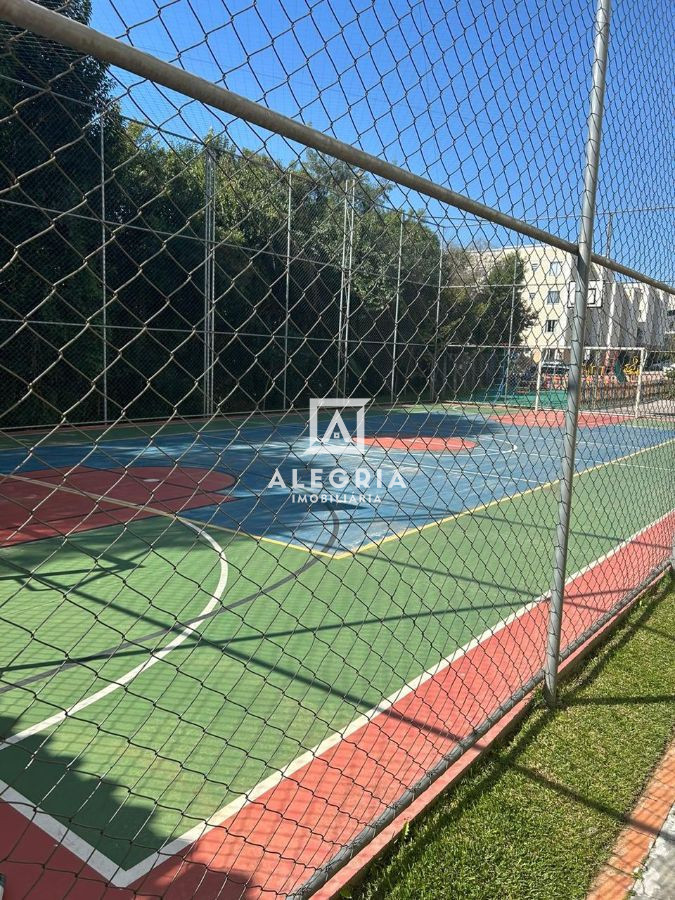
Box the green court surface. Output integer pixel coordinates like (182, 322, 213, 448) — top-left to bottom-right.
(1, 438, 673, 869)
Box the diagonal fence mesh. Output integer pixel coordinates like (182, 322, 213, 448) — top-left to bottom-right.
(0, 1, 673, 897)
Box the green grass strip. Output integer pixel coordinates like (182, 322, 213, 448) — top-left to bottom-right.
(353, 577, 675, 900)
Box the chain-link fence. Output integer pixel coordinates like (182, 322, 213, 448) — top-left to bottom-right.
(0, 1, 673, 897)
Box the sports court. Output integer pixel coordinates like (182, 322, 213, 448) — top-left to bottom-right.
(1, 1, 674, 894)
(1, 403, 674, 896)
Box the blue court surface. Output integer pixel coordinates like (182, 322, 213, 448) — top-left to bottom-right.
(2, 406, 674, 555)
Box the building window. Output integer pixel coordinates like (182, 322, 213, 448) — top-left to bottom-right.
(547, 290, 560, 304)
(549, 260, 562, 276)
(529, 291, 537, 301)
(545, 319, 556, 334)
(531, 262, 540, 273)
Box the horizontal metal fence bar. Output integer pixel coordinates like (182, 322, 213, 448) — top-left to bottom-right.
(2, 69, 672, 231)
(0, 320, 667, 356)
(0, 0, 672, 297)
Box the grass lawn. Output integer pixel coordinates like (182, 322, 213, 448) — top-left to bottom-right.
(352, 575, 675, 900)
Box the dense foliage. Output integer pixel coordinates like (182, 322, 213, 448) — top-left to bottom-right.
(0, 3, 531, 426)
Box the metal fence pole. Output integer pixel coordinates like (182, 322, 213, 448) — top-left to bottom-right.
(634, 345, 646, 418)
(534, 352, 543, 412)
(504, 243, 519, 398)
(544, 0, 612, 706)
(342, 178, 356, 396)
(337, 179, 349, 390)
(431, 234, 443, 403)
(282, 171, 292, 409)
(390, 214, 404, 404)
(203, 145, 216, 417)
(99, 109, 108, 423)
(210, 150, 216, 415)
(604, 211, 615, 356)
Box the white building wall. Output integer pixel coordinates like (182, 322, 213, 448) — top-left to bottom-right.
(478, 244, 669, 354)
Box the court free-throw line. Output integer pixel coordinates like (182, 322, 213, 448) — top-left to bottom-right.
(0, 520, 228, 749)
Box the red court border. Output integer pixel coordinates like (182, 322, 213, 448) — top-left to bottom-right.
(587, 737, 675, 900)
(0, 513, 672, 899)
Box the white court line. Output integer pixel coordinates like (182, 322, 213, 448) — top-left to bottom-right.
(0, 519, 229, 883)
(2, 510, 671, 887)
(0, 521, 228, 748)
(439, 465, 544, 486)
(614, 461, 673, 472)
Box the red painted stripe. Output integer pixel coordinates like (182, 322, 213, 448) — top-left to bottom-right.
(134, 513, 672, 898)
(1, 514, 672, 898)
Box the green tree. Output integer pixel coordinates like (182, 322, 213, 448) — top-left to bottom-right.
(0, 7, 535, 424)
(101, 123, 210, 417)
(434, 251, 532, 398)
(0, 0, 110, 425)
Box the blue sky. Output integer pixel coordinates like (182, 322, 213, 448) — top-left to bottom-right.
(90, 0, 673, 281)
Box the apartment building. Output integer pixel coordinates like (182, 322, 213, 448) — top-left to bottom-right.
(481, 244, 670, 358)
